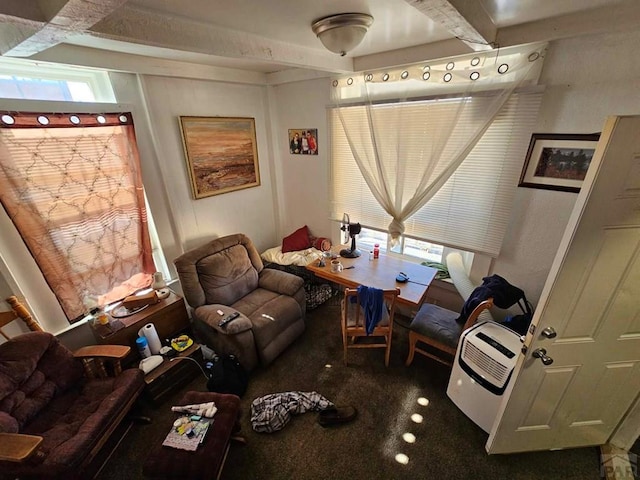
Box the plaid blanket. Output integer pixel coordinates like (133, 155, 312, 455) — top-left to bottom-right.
(250, 391, 334, 433)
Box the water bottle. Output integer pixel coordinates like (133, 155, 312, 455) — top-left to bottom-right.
(136, 336, 151, 359)
(373, 243, 380, 259)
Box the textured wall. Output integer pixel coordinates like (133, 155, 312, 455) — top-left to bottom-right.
(270, 78, 334, 243)
(494, 29, 640, 306)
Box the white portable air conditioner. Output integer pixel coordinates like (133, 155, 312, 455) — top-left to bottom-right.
(447, 321, 521, 433)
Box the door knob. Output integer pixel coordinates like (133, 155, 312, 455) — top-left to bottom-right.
(532, 348, 554, 365)
(541, 327, 557, 339)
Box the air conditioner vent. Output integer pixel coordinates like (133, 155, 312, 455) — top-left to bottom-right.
(462, 340, 509, 388)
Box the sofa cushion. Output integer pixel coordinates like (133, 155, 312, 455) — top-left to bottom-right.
(198, 244, 260, 306)
(0, 411, 18, 433)
(0, 332, 83, 430)
(20, 368, 143, 471)
(234, 290, 304, 354)
(410, 303, 462, 349)
(195, 304, 253, 335)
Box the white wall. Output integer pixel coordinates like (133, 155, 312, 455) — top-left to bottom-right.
(495, 30, 640, 305)
(129, 75, 279, 258)
(271, 78, 333, 241)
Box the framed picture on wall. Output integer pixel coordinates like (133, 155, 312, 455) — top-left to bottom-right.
(289, 128, 318, 155)
(179, 116, 260, 199)
(518, 133, 600, 193)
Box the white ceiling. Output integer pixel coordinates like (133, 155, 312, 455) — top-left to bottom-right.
(0, 0, 637, 80)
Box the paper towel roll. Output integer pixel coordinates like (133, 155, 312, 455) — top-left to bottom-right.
(139, 323, 162, 355)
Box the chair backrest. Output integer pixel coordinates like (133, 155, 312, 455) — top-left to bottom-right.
(0, 296, 43, 341)
(342, 287, 401, 367)
(174, 233, 264, 308)
(343, 287, 400, 330)
(446, 252, 494, 323)
(461, 297, 495, 332)
(0, 331, 84, 431)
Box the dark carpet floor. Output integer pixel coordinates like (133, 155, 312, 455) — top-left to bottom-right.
(97, 301, 603, 480)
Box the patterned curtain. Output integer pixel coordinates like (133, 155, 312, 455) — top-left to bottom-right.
(0, 112, 154, 322)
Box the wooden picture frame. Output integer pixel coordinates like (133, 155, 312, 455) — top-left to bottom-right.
(518, 133, 600, 193)
(179, 116, 260, 199)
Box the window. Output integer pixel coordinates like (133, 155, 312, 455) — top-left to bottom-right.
(330, 91, 543, 257)
(0, 112, 155, 323)
(0, 58, 115, 103)
(359, 226, 446, 263)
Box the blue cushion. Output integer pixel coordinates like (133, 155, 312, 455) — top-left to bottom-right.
(409, 304, 462, 349)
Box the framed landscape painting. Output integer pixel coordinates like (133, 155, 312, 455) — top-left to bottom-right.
(518, 133, 600, 193)
(179, 116, 260, 199)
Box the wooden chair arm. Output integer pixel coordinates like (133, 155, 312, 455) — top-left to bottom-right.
(0, 433, 43, 462)
(73, 345, 131, 378)
(73, 345, 130, 360)
(462, 297, 494, 331)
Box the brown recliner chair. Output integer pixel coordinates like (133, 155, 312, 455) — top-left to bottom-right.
(174, 233, 306, 371)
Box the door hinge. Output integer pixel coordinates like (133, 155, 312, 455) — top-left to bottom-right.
(528, 323, 536, 335)
(521, 344, 528, 355)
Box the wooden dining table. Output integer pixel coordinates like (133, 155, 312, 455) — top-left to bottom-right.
(305, 251, 438, 308)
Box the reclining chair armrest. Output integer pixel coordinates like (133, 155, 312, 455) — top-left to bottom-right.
(258, 268, 304, 297)
(195, 305, 253, 335)
(0, 433, 43, 462)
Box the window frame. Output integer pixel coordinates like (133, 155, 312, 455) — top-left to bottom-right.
(0, 57, 116, 103)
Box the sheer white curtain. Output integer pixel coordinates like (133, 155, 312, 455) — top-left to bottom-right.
(331, 43, 547, 245)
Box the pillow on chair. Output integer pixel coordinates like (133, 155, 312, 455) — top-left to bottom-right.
(282, 226, 311, 253)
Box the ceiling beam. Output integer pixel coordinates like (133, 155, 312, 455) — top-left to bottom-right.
(0, 0, 45, 55)
(87, 4, 354, 74)
(30, 44, 269, 86)
(496, 0, 640, 48)
(0, 0, 45, 23)
(354, 38, 471, 72)
(2, 0, 128, 57)
(402, 0, 496, 51)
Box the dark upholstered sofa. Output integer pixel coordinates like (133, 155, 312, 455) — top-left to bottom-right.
(174, 233, 306, 371)
(0, 332, 144, 479)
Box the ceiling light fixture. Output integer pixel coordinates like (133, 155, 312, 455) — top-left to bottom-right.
(311, 13, 373, 56)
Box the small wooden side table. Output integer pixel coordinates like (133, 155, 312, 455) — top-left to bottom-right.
(90, 291, 190, 366)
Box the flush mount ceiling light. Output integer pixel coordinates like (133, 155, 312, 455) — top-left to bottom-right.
(311, 13, 373, 56)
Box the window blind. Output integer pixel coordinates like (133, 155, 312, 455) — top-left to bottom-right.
(330, 91, 543, 257)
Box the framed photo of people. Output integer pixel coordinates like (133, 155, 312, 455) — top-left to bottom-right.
(289, 128, 318, 155)
(518, 133, 600, 193)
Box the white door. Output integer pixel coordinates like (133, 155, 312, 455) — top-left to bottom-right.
(487, 116, 640, 453)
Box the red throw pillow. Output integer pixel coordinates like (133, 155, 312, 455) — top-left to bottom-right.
(311, 237, 332, 251)
(282, 226, 311, 253)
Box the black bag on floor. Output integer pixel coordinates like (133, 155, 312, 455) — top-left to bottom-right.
(206, 354, 248, 397)
(501, 298, 534, 336)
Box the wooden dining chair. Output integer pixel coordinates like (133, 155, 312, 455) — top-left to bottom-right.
(0, 296, 43, 340)
(405, 297, 494, 367)
(341, 287, 401, 367)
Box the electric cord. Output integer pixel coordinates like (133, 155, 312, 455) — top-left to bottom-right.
(398, 271, 431, 287)
(170, 355, 209, 380)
